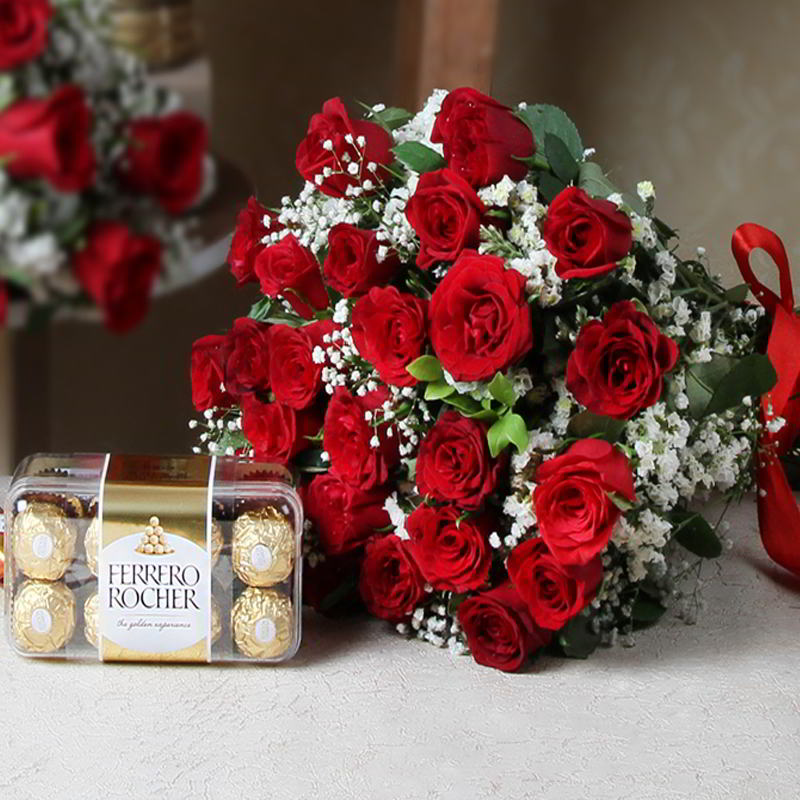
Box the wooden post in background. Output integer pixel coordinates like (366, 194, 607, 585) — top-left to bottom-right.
(394, 0, 500, 110)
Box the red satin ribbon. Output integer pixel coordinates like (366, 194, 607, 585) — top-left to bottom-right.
(732, 223, 800, 575)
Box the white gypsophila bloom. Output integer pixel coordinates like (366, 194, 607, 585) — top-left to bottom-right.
(375, 179, 419, 259)
(0, 75, 15, 111)
(7, 233, 63, 275)
(690, 310, 712, 344)
(654, 250, 677, 285)
(551, 378, 577, 435)
(392, 88, 447, 153)
(636, 180, 655, 202)
(383, 493, 408, 539)
(502, 493, 537, 540)
(442, 369, 489, 399)
(612, 510, 671, 582)
(0, 191, 31, 239)
(631, 213, 657, 249)
(478, 175, 517, 207)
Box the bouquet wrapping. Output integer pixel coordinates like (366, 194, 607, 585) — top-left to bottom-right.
(191, 87, 789, 672)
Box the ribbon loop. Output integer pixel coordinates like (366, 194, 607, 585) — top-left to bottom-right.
(731, 222, 795, 315)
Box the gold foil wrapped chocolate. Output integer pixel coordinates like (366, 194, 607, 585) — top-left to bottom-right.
(210, 519, 223, 567)
(211, 596, 222, 645)
(84, 517, 99, 576)
(84, 591, 99, 648)
(231, 507, 294, 586)
(12, 580, 76, 653)
(13, 502, 76, 580)
(231, 587, 293, 659)
(135, 515, 174, 555)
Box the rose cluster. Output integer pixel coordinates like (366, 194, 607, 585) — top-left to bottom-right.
(0, 0, 209, 330)
(192, 88, 765, 671)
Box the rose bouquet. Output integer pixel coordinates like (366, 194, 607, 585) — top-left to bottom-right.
(0, 0, 211, 331)
(190, 88, 784, 672)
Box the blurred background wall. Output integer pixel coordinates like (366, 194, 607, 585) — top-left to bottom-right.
(8, 0, 800, 466)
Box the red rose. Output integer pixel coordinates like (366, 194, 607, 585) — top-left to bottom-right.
(534, 439, 635, 566)
(306, 472, 390, 555)
(228, 197, 282, 286)
(431, 87, 533, 188)
(359, 535, 426, 622)
(295, 97, 392, 198)
(190, 334, 230, 412)
(542, 187, 633, 279)
(429, 251, 532, 381)
(123, 111, 207, 215)
(0, 0, 52, 69)
(240, 396, 318, 464)
(323, 387, 400, 490)
(323, 223, 399, 296)
(0, 85, 95, 191)
(351, 286, 428, 387)
(458, 581, 552, 672)
(407, 504, 491, 592)
(267, 319, 336, 409)
(72, 221, 161, 333)
(254, 233, 329, 320)
(405, 168, 485, 269)
(507, 537, 603, 630)
(416, 411, 502, 510)
(567, 300, 679, 419)
(223, 317, 271, 401)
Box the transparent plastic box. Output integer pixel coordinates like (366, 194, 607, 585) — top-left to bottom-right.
(4, 454, 303, 664)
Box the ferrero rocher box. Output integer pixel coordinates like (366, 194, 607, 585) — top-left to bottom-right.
(4, 454, 303, 663)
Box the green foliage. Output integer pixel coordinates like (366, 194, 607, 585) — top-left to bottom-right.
(567, 410, 627, 442)
(544, 133, 579, 184)
(487, 412, 528, 457)
(670, 510, 723, 558)
(577, 161, 617, 198)
(558, 611, 601, 659)
(405, 354, 443, 382)
(725, 283, 750, 304)
(487, 372, 516, 408)
(538, 172, 566, 203)
(392, 141, 446, 173)
(424, 379, 455, 401)
(631, 596, 667, 625)
(517, 103, 584, 162)
(365, 105, 413, 131)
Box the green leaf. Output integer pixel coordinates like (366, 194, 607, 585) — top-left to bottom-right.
(367, 105, 413, 131)
(391, 141, 446, 173)
(447, 592, 469, 617)
(685, 355, 734, 419)
(608, 492, 635, 512)
(704, 353, 777, 416)
(486, 413, 528, 457)
(558, 612, 601, 659)
(544, 133, 579, 184)
(487, 372, 516, 407)
(538, 172, 566, 203)
(517, 103, 584, 162)
(424, 379, 455, 401)
(293, 448, 329, 473)
(631, 596, 667, 625)
(406, 355, 443, 382)
(725, 283, 750, 304)
(577, 161, 617, 198)
(567, 410, 627, 442)
(670, 511, 723, 558)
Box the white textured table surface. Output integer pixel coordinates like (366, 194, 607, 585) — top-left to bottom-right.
(1, 499, 799, 800)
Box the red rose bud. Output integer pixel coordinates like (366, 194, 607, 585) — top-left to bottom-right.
(567, 300, 679, 419)
(416, 411, 503, 510)
(123, 111, 207, 215)
(0, 0, 52, 69)
(351, 286, 428, 387)
(507, 537, 603, 631)
(306, 472, 390, 555)
(323, 386, 400, 490)
(223, 317, 271, 401)
(190, 334, 231, 412)
(295, 97, 392, 198)
(534, 439, 635, 566)
(323, 223, 399, 296)
(542, 187, 633, 279)
(254, 233, 329, 319)
(429, 251, 532, 381)
(240, 396, 318, 465)
(267, 319, 336, 409)
(0, 85, 95, 191)
(228, 197, 282, 286)
(458, 581, 552, 672)
(359, 534, 426, 623)
(431, 87, 533, 188)
(405, 168, 485, 269)
(407, 504, 491, 593)
(72, 221, 161, 333)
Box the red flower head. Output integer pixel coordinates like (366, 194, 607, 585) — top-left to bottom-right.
(431, 87, 533, 188)
(191, 334, 231, 412)
(359, 535, 426, 622)
(295, 97, 392, 198)
(323, 223, 399, 297)
(240, 396, 319, 465)
(542, 187, 633, 279)
(223, 317, 271, 402)
(228, 197, 282, 286)
(0, 0, 52, 69)
(0, 85, 95, 191)
(567, 300, 679, 419)
(123, 111, 208, 215)
(72, 221, 161, 333)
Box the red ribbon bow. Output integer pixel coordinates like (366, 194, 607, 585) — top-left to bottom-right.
(732, 223, 800, 575)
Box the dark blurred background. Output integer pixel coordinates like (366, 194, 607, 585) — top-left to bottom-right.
(5, 0, 800, 470)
